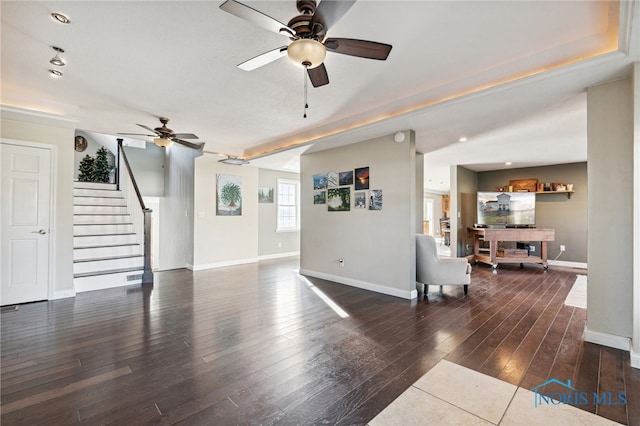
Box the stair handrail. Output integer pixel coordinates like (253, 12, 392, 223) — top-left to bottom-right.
(117, 138, 153, 285)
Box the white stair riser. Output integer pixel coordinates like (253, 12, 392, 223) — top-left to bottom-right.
(74, 196, 126, 206)
(74, 271, 143, 293)
(74, 234, 137, 247)
(74, 214, 131, 224)
(74, 188, 123, 198)
(74, 244, 141, 260)
(74, 205, 128, 214)
(74, 223, 134, 235)
(74, 182, 117, 191)
(74, 256, 144, 274)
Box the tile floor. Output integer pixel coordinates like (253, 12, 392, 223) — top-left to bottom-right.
(369, 360, 621, 426)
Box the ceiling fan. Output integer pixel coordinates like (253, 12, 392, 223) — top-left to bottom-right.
(118, 117, 204, 149)
(219, 0, 392, 88)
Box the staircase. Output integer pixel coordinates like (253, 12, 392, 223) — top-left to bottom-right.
(73, 181, 145, 292)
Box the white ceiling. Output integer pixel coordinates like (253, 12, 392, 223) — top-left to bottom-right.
(2, 1, 638, 190)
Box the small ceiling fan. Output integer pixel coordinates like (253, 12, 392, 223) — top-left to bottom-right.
(118, 117, 204, 149)
(219, 0, 392, 88)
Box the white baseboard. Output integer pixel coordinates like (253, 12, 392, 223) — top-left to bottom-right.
(584, 327, 631, 351)
(52, 289, 76, 300)
(631, 347, 640, 369)
(548, 259, 588, 269)
(258, 251, 300, 261)
(299, 268, 417, 300)
(191, 257, 259, 271)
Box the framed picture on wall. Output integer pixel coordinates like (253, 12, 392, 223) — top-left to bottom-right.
(313, 190, 326, 204)
(355, 167, 369, 190)
(369, 190, 382, 210)
(354, 191, 366, 209)
(313, 173, 328, 189)
(258, 187, 274, 203)
(328, 188, 350, 211)
(216, 174, 242, 216)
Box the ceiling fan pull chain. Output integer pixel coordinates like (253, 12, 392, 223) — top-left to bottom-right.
(303, 66, 309, 118)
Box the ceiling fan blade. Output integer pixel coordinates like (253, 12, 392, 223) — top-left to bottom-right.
(220, 0, 294, 37)
(117, 133, 156, 137)
(324, 38, 392, 60)
(238, 46, 288, 71)
(310, 0, 356, 35)
(173, 138, 204, 150)
(172, 133, 199, 139)
(136, 123, 159, 134)
(307, 63, 329, 88)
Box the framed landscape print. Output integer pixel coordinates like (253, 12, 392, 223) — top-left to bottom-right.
(327, 187, 350, 211)
(339, 171, 353, 186)
(313, 190, 326, 205)
(313, 173, 328, 189)
(258, 187, 274, 203)
(355, 167, 370, 190)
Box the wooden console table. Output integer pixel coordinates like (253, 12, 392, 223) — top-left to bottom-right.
(468, 227, 555, 270)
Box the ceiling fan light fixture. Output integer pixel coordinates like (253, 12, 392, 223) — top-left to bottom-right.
(154, 137, 173, 148)
(219, 156, 249, 165)
(287, 39, 326, 69)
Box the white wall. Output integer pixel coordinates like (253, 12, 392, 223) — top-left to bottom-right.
(586, 76, 634, 349)
(192, 155, 259, 269)
(1, 107, 76, 299)
(300, 130, 418, 300)
(258, 168, 300, 258)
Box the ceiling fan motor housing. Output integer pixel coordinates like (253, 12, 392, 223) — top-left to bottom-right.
(296, 0, 316, 15)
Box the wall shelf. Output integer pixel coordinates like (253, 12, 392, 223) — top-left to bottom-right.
(535, 190, 575, 199)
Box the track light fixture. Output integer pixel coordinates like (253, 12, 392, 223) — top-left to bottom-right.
(49, 46, 66, 66)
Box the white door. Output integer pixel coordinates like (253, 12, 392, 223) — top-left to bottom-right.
(1, 143, 51, 305)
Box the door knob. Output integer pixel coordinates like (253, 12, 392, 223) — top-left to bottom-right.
(31, 229, 47, 234)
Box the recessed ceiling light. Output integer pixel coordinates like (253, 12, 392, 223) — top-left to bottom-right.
(458, 137, 467, 142)
(49, 69, 63, 77)
(505, 162, 512, 166)
(51, 12, 70, 24)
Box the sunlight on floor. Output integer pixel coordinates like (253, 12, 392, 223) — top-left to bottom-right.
(299, 275, 349, 319)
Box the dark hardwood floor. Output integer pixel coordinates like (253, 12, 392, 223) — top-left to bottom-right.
(2, 258, 638, 425)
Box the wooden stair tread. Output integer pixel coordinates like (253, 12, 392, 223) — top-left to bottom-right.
(74, 243, 140, 250)
(73, 266, 144, 278)
(74, 254, 143, 264)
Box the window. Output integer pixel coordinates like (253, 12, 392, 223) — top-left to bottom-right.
(277, 179, 299, 231)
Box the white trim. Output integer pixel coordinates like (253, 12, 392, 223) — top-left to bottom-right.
(547, 259, 588, 269)
(0, 105, 78, 127)
(584, 327, 631, 351)
(631, 348, 640, 369)
(300, 268, 417, 300)
(52, 289, 76, 300)
(258, 251, 300, 261)
(191, 257, 259, 271)
(1, 139, 61, 302)
(276, 178, 300, 232)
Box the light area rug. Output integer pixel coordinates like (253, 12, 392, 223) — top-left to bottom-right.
(565, 274, 587, 309)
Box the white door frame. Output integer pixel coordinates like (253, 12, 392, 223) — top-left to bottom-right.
(1, 138, 56, 302)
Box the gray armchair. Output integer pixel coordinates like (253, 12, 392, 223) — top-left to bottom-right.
(416, 234, 471, 297)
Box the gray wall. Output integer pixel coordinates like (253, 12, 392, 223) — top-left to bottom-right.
(477, 162, 588, 263)
(587, 77, 634, 340)
(452, 166, 478, 257)
(258, 168, 300, 257)
(159, 145, 199, 270)
(300, 130, 418, 299)
(121, 142, 165, 197)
